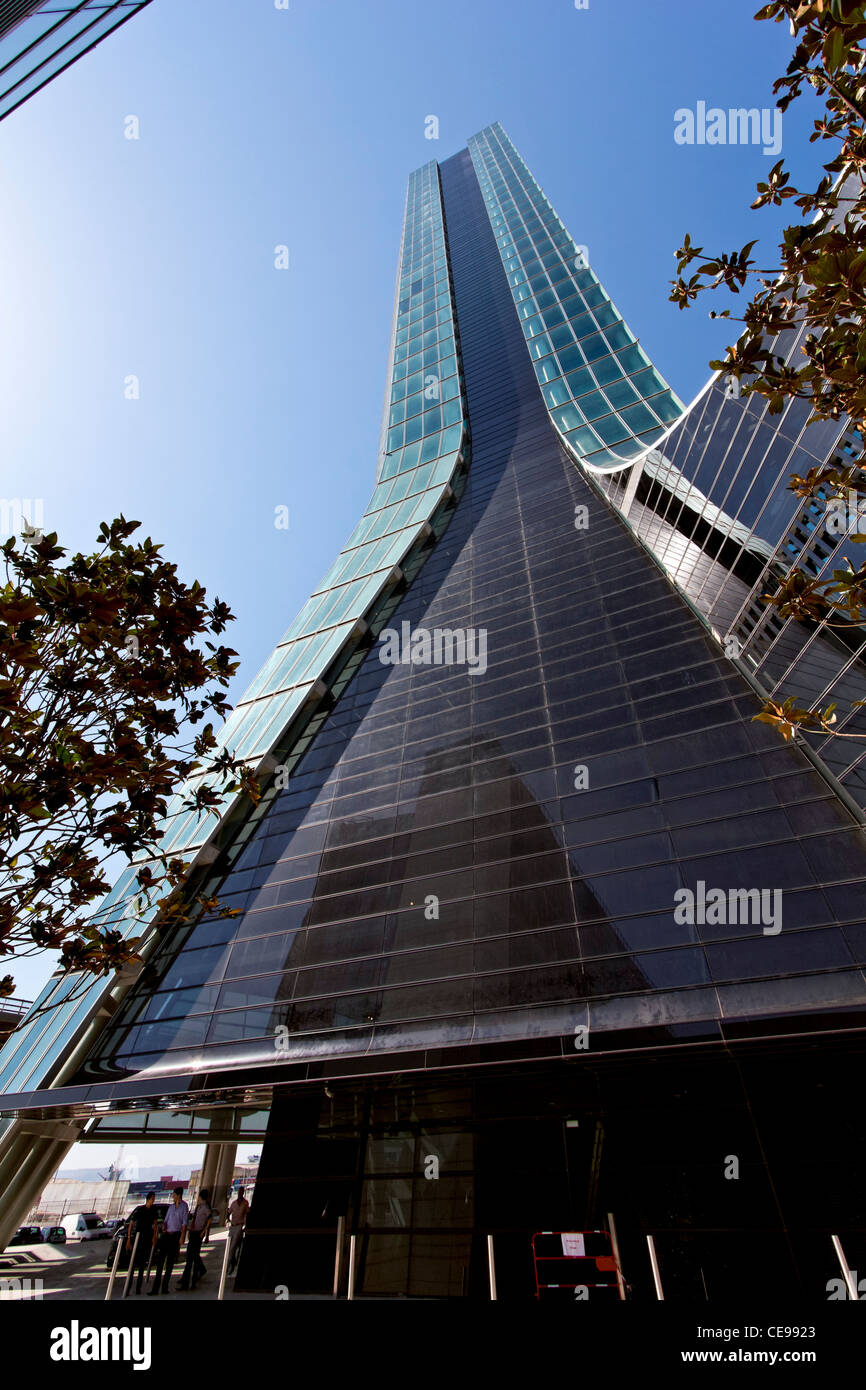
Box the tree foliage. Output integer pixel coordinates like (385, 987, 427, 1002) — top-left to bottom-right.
(0, 517, 259, 1000)
(670, 0, 866, 742)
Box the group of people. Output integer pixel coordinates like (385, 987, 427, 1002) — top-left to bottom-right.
(125, 1184, 250, 1295)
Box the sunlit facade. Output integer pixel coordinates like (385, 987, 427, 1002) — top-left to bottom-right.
(1, 124, 865, 1299)
(0, 0, 153, 122)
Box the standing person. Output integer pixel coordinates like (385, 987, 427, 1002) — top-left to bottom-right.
(126, 1192, 159, 1295)
(148, 1188, 188, 1295)
(226, 1186, 250, 1276)
(177, 1188, 212, 1290)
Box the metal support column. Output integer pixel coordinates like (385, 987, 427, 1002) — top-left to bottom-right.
(212, 1143, 237, 1225)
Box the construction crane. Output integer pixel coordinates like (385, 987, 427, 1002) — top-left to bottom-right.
(98, 1144, 126, 1182)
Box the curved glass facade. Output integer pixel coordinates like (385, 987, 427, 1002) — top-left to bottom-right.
(0, 156, 467, 1101)
(468, 123, 684, 471)
(157, 160, 468, 864)
(3, 121, 866, 1304)
(34, 132, 865, 1095)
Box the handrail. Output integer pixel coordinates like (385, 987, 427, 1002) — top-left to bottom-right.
(0, 999, 34, 1022)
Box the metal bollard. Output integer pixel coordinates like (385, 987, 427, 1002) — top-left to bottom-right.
(831, 1235, 859, 1301)
(487, 1234, 497, 1300)
(217, 1231, 232, 1301)
(105, 1231, 125, 1301)
(122, 1231, 140, 1299)
(333, 1215, 344, 1298)
(347, 1233, 357, 1300)
(646, 1234, 664, 1300)
(607, 1212, 628, 1301)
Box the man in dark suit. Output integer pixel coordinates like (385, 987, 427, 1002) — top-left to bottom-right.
(125, 1192, 159, 1295)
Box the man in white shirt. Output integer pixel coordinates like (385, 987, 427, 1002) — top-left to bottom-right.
(148, 1188, 189, 1295)
(177, 1188, 212, 1290)
(226, 1186, 250, 1276)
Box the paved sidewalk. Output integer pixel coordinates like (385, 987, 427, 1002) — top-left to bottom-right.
(1, 1228, 275, 1301)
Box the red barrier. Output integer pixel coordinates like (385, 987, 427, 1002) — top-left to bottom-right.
(531, 1229, 623, 1301)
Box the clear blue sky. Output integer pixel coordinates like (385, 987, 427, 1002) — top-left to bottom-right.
(2, 0, 825, 1010)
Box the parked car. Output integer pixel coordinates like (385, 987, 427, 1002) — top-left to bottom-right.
(105, 1205, 168, 1271)
(60, 1212, 106, 1242)
(8, 1225, 43, 1246)
(100, 1218, 126, 1234)
(40, 1225, 66, 1244)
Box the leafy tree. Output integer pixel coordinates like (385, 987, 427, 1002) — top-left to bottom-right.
(0, 517, 259, 1002)
(670, 0, 866, 744)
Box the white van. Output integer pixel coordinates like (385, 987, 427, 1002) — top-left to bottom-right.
(59, 1212, 106, 1241)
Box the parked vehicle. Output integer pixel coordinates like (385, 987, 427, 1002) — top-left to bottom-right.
(59, 1212, 106, 1242)
(8, 1226, 43, 1246)
(105, 1205, 169, 1271)
(40, 1226, 67, 1244)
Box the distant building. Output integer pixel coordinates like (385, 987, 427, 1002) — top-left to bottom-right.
(188, 1161, 258, 1220)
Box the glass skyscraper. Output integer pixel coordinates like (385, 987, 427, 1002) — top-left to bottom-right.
(1, 123, 865, 1300)
(0, 0, 153, 123)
